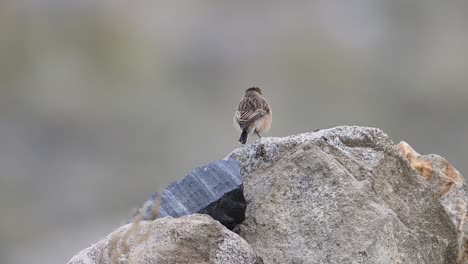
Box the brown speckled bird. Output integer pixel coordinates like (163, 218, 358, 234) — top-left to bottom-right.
(234, 87, 272, 144)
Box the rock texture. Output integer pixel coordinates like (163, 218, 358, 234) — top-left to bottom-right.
(229, 126, 459, 264)
(69, 126, 466, 264)
(67, 214, 261, 264)
(131, 158, 245, 230)
(398, 141, 468, 264)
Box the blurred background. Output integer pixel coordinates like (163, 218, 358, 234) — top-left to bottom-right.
(0, 0, 467, 263)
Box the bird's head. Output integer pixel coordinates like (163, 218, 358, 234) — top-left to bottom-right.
(245, 87, 262, 95)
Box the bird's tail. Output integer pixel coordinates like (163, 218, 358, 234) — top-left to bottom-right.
(239, 130, 248, 144)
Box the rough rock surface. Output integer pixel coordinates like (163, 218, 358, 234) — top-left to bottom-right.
(131, 158, 245, 230)
(398, 141, 468, 264)
(67, 214, 261, 264)
(229, 126, 459, 264)
(69, 126, 465, 264)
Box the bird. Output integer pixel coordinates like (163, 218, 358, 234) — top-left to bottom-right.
(234, 87, 272, 144)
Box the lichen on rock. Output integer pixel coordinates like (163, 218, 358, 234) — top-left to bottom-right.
(398, 141, 468, 264)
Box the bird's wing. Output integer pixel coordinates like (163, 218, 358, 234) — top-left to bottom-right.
(237, 109, 267, 130)
(235, 94, 271, 130)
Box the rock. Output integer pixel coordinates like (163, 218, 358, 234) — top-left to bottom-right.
(398, 141, 468, 264)
(69, 126, 465, 264)
(67, 214, 261, 264)
(131, 159, 245, 230)
(229, 126, 459, 264)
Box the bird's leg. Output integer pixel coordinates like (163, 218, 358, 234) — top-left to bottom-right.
(255, 130, 262, 138)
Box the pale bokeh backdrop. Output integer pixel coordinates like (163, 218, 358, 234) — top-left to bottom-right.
(1, 1, 467, 263)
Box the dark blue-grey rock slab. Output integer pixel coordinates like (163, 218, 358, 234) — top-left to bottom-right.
(132, 158, 245, 230)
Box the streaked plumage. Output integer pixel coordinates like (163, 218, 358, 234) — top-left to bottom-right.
(234, 87, 272, 144)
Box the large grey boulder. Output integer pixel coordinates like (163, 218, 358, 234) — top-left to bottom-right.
(229, 126, 459, 264)
(68, 126, 464, 264)
(67, 214, 261, 264)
